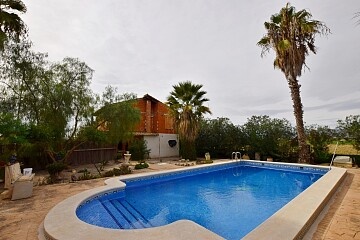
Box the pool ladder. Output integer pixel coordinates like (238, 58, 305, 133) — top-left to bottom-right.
(232, 152, 242, 176)
(232, 152, 241, 161)
(329, 141, 339, 170)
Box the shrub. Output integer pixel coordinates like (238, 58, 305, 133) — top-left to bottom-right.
(134, 162, 149, 169)
(116, 151, 123, 160)
(128, 139, 150, 161)
(196, 159, 213, 164)
(77, 168, 95, 180)
(112, 168, 121, 176)
(103, 166, 131, 177)
(102, 169, 114, 177)
(118, 165, 132, 174)
(46, 162, 67, 176)
(46, 161, 68, 183)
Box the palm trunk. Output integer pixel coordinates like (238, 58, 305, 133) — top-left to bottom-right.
(180, 139, 197, 160)
(287, 76, 310, 163)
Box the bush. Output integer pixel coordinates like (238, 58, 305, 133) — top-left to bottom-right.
(118, 165, 132, 174)
(46, 162, 67, 176)
(46, 161, 68, 183)
(103, 169, 115, 177)
(102, 166, 132, 177)
(77, 168, 97, 180)
(313, 151, 332, 164)
(196, 159, 213, 164)
(128, 139, 150, 161)
(134, 162, 149, 169)
(111, 168, 120, 176)
(116, 151, 123, 160)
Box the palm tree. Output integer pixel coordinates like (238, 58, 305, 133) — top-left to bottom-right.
(167, 81, 211, 160)
(257, 3, 330, 163)
(0, 0, 27, 51)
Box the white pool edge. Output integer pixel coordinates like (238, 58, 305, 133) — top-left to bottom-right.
(42, 160, 346, 240)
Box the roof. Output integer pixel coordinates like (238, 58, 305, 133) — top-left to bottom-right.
(141, 94, 161, 103)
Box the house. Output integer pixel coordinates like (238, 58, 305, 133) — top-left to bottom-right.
(131, 94, 179, 159)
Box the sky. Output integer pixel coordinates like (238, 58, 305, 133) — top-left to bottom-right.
(21, 0, 360, 128)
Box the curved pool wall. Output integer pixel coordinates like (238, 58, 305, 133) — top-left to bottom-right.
(42, 160, 347, 240)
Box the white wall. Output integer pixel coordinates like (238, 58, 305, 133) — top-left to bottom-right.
(144, 134, 179, 159)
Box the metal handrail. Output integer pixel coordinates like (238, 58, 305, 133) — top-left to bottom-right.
(329, 141, 339, 170)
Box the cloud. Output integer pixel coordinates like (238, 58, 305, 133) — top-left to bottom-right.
(21, 0, 360, 128)
(306, 95, 360, 112)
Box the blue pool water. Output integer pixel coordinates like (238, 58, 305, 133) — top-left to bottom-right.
(76, 163, 326, 239)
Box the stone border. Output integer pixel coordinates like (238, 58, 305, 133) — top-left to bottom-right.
(42, 160, 346, 240)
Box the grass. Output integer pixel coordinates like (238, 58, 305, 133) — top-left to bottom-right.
(328, 144, 360, 155)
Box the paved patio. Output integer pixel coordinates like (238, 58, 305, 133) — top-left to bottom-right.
(309, 168, 360, 240)
(0, 162, 359, 240)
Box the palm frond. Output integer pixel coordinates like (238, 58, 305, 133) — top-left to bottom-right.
(166, 81, 211, 142)
(354, 12, 360, 26)
(258, 3, 330, 77)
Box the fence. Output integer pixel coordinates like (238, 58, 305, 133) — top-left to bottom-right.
(68, 147, 117, 165)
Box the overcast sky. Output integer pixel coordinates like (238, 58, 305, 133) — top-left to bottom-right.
(21, 0, 360, 128)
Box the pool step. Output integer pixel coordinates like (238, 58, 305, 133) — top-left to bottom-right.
(121, 200, 153, 228)
(100, 199, 152, 229)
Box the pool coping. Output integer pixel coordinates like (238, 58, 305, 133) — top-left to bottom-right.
(42, 160, 346, 240)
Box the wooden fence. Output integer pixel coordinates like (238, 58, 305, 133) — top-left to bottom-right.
(68, 147, 117, 165)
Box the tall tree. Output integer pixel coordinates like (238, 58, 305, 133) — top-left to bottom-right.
(0, 0, 27, 51)
(0, 42, 96, 163)
(0, 40, 48, 121)
(306, 125, 334, 163)
(257, 3, 330, 163)
(38, 57, 95, 162)
(196, 117, 242, 159)
(337, 115, 360, 151)
(241, 115, 296, 161)
(0, 40, 142, 167)
(94, 87, 141, 145)
(167, 81, 211, 160)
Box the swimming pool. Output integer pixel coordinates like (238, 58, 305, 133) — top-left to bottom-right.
(42, 160, 347, 240)
(76, 163, 325, 239)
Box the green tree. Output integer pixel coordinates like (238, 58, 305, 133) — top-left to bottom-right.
(241, 115, 296, 161)
(0, 40, 47, 119)
(0, 42, 95, 163)
(0, 112, 28, 160)
(128, 138, 149, 161)
(0, 0, 27, 51)
(337, 115, 360, 151)
(257, 3, 330, 163)
(37, 57, 96, 162)
(0, 40, 142, 167)
(166, 81, 211, 160)
(306, 125, 333, 163)
(94, 87, 141, 145)
(196, 117, 242, 158)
